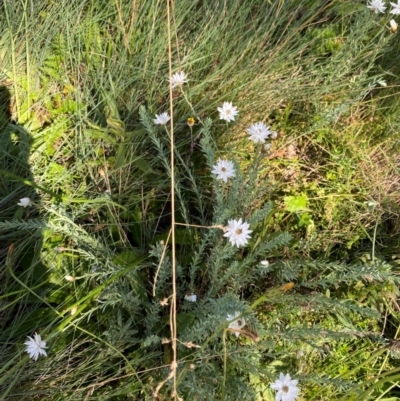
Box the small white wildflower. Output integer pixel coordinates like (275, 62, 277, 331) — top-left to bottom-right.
(227, 311, 246, 337)
(24, 333, 47, 361)
(391, 1, 400, 14)
(17, 197, 31, 207)
(211, 159, 236, 183)
(184, 294, 197, 302)
(270, 373, 300, 401)
(264, 143, 272, 151)
(247, 122, 272, 144)
(260, 260, 269, 267)
(153, 112, 170, 125)
(169, 71, 188, 88)
(217, 102, 238, 122)
(223, 218, 252, 247)
(65, 275, 76, 282)
(367, 0, 386, 13)
(390, 18, 399, 32)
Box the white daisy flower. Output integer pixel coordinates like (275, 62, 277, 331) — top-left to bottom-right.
(270, 373, 300, 401)
(390, 1, 400, 14)
(169, 71, 188, 88)
(153, 112, 170, 125)
(247, 122, 272, 144)
(223, 218, 252, 247)
(217, 102, 238, 122)
(367, 0, 386, 13)
(211, 159, 236, 183)
(227, 311, 246, 337)
(17, 197, 32, 207)
(184, 294, 197, 302)
(24, 333, 47, 361)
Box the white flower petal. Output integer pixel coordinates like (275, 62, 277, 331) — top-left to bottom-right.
(211, 159, 236, 182)
(153, 112, 170, 125)
(223, 218, 252, 247)
(217, 102, 239, 122)
(270, 373, 300, 401)
(184, 294, 197, 302)
(39, 348, 48, 357)
(24, 333, 47, 361)
(390, 1, 400, 15)
(367, 0, 386, 13)
(169, 71, 188, 88)
(247, 122, 272, 144)
(17, 197, 32, 207)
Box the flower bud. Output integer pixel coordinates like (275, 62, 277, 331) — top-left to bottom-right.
(390, 19, 398, 33)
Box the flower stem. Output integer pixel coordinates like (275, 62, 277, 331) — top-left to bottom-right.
(222, 329, 227, 400)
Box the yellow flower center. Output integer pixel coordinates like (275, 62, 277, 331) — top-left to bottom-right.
(221, 167, 227, 172)
(235, 228, 242, 235)
(282, 385, 289, 393)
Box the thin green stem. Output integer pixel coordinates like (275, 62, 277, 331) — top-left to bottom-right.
(222, 329, 227, 401)
(371, 214, 380, 263)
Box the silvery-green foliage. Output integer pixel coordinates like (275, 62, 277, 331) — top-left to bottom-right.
(107, 106, 400, 400)
(134, 108, 295, 398)
(175, 295, 259, 400)
(103, 310, 139, 350)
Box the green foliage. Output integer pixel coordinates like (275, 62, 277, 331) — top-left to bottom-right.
(1, 0, 400, 400)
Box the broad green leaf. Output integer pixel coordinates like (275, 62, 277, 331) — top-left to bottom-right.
(284, 194, 310, 212)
